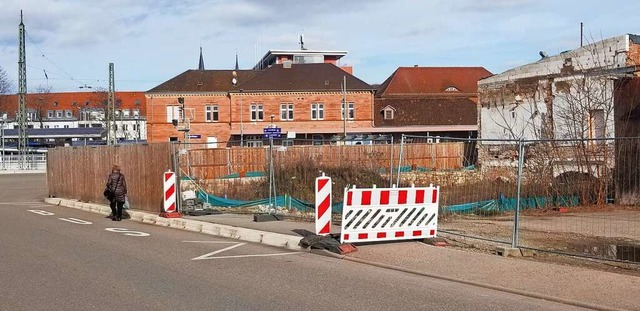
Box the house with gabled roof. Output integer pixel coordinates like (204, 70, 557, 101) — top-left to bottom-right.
(374, 66, 492, 140)
(145, 62, 376, 146)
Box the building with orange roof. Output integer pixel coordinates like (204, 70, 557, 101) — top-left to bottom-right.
(0, 91, 146, 146)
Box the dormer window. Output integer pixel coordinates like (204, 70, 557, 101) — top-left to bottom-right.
(445, 86, 459, 92)
(382, 105, 396, 120)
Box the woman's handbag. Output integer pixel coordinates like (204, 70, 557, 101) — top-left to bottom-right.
(103, 187, 114, 200)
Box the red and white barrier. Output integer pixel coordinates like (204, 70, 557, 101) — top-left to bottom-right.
(161, 170, 181, 218)
(315, 173, 332, 236)
(340, 184, 439, 244)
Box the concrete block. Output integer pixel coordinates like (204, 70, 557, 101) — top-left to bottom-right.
(201, 223, 222, 236)
(495, 246, 521, 257)
(154, 217, 170, 227)
(184, 220, 204, 233)
(142, 215, 157, 224)
(44, 198, 61, 206)
(238, 230, 264, 244)
(168, 219, 187, 229)
(520, 249, 537, 257)
(129, 211, 145, 222)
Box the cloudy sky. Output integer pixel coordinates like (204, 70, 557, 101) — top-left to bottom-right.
(0, 0, 638, 92)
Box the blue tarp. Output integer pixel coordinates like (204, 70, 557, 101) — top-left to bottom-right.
(197, 191, 345, 213)
(442, 194, 580, 213)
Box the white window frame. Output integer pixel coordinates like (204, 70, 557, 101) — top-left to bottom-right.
(206, 105, 219, 122)
(251, 104, 264, 121)
(341, 102, 355, 120)
(280, 103, 294, 121)
(166, 105, 180, 123)
(384, 109, 394, 120)
(47, 110, 54, 119)
(56, 110, 63, 118)
(311, 103, 324, 120)
(65, 110, 72, 118)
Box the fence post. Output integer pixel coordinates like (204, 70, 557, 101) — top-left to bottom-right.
(396, 134, 405, 186)
(512, 138, 525, 248)
(389, 135, 394, 187)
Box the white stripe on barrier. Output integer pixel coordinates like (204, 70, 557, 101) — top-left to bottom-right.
(341, 185, 439, 244)
(315, 174, 332, 236)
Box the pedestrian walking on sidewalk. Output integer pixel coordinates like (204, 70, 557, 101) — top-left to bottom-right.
(106, 165, 128, 221)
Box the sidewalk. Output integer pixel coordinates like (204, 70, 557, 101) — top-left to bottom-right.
(45, 199, 640, 311)
(187, 213, 640, 311)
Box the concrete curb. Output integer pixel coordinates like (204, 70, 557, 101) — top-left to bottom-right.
(44, 198, 306, 252)
(341, 256, 625, 311)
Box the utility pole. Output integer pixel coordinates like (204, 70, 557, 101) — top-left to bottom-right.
(17, 11, 28, 169)
(342, 76, 347, 142)
(107, 63, 116, 145)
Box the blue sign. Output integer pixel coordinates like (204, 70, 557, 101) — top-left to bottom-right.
(188, 134, 201, 139)
(263, 133, 282, 139)
(263, 127, 282, 133)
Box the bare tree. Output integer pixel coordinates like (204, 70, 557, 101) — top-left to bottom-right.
(0, 66, 12, 95)
(29, 84, 53, 128)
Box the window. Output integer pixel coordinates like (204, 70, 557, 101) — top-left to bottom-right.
(72, 101, 77, 106)
(341, 102, 355, 120)
(246, 135, 263, 147)
(280, 103, 294, 121)
(56, 110, 63, 118)
(166, 105, 180, 123)
(382, 106, 395, 120)
(135, 99, 141, 106)
(250, 104, 263, 121)
(123, 109, 130, 118)
(311, 103, 324, 120)
(44, 125, 50, 129)
(53, 101, 59, 107)
(206, 105, 219, 122)
(312, 134, 324, 146)
(65, 110, 72, 118)
(589, 109, 605, 140)
(282, 139, 294, 147)
(123, 124, 128, 131)
(133, 109, 140, 118)
(445, 86, 460, 92)
(64, 125, 69, 128)
(116, 99, 122, 106)
(115, 110, 121, 118)
(85, 101, 90, 106)
(510, 110, 516, 119)
(47, 110, 54, 119)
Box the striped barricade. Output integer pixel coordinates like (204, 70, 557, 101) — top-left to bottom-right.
(340, 185, 439, 244)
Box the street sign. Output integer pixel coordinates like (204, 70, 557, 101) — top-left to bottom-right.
(263, 127, 281, 139)
(188, 134, 201, 139)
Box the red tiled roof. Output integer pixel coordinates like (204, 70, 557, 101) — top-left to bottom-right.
(374, 97, 477, 127)
(377, 67, 492, 96)
(0, 91, 146, 119)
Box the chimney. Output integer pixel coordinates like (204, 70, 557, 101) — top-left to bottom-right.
(283, 60, 292, 69)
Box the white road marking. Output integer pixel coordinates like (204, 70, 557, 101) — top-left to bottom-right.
(191, 243, 246, 260)
(27, 209, 54, 216)
(193, 252, 300, 260)
(0, 202, 44, 205)
(182, 240, 240, 244)
(105, 228, 150, 237)
(58, 217, 92, 225)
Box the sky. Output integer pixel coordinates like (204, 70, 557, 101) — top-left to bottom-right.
(0, 0, 638, 93)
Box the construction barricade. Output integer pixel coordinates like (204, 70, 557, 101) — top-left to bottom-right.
(340, 184, 439, 244)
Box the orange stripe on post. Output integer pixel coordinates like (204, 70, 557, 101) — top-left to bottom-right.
(361, 191, 372, 205)
(317, 178, 329, 192)
(398, 190, 408, 204)
(380, 190, 390, 205)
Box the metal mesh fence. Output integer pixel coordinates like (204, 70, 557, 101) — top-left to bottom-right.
(173, 135, 640, 263)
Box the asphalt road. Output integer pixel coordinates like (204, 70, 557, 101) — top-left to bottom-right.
(0, 174, 587, 310)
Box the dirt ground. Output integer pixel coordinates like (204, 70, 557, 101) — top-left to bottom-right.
(438, 205, 640, 270)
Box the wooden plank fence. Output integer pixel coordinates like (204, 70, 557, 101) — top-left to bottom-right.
(184, 142, 466, 179)
(47, 143, 173, 213)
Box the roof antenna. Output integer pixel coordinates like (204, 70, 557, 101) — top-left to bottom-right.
(299, 33, 307, 50)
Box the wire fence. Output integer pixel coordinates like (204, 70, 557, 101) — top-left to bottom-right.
(398, 135, 639, 264)
(0, 154, 47, 171)
(172, 135, 640, 263)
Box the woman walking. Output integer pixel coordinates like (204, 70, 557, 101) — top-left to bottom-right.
(106, 165, 128, 221)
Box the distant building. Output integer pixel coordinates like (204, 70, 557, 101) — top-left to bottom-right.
(145, 62, 375, 146)
(374, 66, 492, 140)
(253, 49, 352, 74)
(0, 91, 146, 147)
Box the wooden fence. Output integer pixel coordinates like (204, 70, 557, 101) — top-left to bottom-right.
(184, 142, 466, 180)
(47, 143, 173, 213)
(46, 142, 465, 211)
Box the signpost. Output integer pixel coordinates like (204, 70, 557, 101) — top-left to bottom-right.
(263, 127, 281, 139)
(263, 126, 281, 212)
